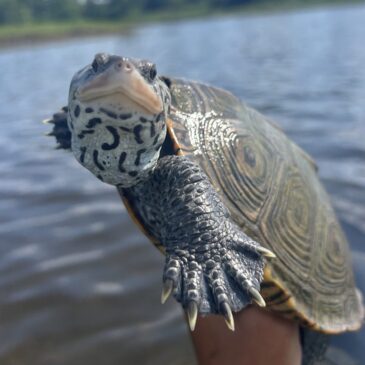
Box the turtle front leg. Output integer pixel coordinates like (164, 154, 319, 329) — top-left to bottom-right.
(128, 155, 275, 331)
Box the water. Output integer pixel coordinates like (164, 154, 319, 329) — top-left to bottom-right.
(0, 4, 364, 364)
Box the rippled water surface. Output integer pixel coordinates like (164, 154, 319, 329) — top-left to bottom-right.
(1, 4, 365, 364)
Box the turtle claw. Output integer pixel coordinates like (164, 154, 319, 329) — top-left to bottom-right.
(255, 246, 276, 258)
(187, 301, 198, 331)
(221, 302, 235, 331)
(42, 118, 53, 125)
(161, 279, 174, 304)
(248, 287, 266, 307)
(234, 239, 276, 259)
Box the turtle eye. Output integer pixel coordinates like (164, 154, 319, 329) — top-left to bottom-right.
(91, 58, 98, 72)
(91, 53, 109, 73)
(149, 64, 157, 81)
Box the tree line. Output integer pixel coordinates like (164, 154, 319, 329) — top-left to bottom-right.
(0, 0, 290, 25)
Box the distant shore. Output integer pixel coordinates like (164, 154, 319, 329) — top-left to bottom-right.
(0, 1, 363, 48)
(0, 21, 131, 48)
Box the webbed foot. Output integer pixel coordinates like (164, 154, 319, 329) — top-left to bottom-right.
(161, 225, 274, 331)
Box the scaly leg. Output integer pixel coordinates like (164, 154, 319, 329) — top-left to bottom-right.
(126, 155, 275, 331)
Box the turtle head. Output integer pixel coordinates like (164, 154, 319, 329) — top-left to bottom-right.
(68, 53, 171, 187)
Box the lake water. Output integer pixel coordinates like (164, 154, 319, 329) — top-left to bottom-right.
(0, 4, 364, 364)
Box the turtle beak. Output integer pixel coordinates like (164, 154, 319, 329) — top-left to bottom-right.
(77, 57, 163, 115)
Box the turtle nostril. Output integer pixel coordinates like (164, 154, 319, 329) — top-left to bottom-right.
(124, 62, 132, 72)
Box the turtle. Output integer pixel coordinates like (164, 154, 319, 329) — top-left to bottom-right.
(45, 53, 363, 364)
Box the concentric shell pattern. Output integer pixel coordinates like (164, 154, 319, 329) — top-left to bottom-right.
(164, 78, 363, 333)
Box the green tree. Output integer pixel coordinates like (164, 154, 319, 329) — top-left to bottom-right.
(83, 0, 109, 19)
(18, 0, 80, 21)
(211, 0, 254, 7)
(0, 0, 31, 24)
(47, 0, 81, 20)
(106, 0, 135, 19)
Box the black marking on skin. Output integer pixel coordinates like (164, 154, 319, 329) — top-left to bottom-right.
(78, 130, 94, 139)
(93, 150, 105, 171)
(128, 171, 138, 177)
(85, 107, 94, 113)
(150, 122, 156, 137)
(119, 126, 131, 133)
(153, 135, 159, 146)
(120, 113, 132, 120)
(118, 152, 127, 173)
(86, 118, 102, 129)
(101, 126, 120, 150)
(97, 174, 104, 181)
(140, 117, 148, 123)
(79, 147, 87, 163)
(133, 125, 144, 144)
(156, 112, 163, 123)
(74, 105, 80, 117)
(135, 148, 147, 166)
(100, 108, 117, 119)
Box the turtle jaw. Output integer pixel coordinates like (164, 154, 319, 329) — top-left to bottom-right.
(77, 58, 163, 115)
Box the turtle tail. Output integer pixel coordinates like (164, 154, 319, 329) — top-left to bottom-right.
(43, 106, 72, 150)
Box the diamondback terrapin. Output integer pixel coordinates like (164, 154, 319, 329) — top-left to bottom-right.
(45, 53, 363, 364)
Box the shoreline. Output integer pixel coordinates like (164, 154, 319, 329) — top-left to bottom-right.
(0, 1, 363, 49)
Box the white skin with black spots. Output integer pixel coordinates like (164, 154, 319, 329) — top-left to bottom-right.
(67, 54, 171, 187)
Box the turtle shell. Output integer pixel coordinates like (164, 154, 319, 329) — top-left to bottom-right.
(127, 77, 363, 334)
